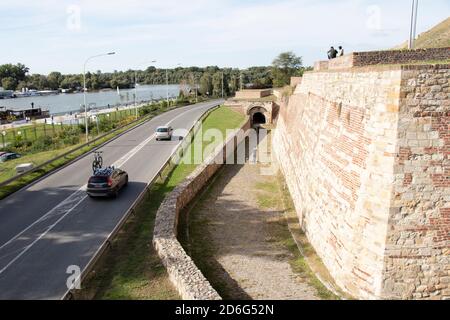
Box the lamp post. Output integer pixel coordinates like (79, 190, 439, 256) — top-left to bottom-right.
(222, 72, 224, 99)
(135, 60, 157, 119)
(165, 63, 181, 106)
(408, 0, 419, 49)
(83, 52, 115, 143)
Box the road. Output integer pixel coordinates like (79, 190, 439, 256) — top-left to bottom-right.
(0, 100, 223, 300)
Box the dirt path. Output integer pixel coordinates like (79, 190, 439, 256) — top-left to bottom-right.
(184, 163, 321, 300)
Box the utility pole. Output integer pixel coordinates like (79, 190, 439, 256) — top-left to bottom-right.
(83, 52, 115, 143)
(408, 0, 419, 49)
(166, 69, 169, 106)
(221, 72, 224, 98)
(135, 60, 156, 119)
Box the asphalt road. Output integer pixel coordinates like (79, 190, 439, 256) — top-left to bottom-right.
(0, 100, 223, 300)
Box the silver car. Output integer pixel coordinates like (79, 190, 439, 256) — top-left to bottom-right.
(155, 126, 173, 141)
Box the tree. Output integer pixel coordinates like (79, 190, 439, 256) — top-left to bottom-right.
(1, 77, 17, 90)
(271, 52, 302, 87)
(47, 72, 63, 90)
(199, 73, 213, 96)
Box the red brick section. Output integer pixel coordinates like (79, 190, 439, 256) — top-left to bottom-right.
(353, 47, 450, 67)
(304, 93, 370, 209)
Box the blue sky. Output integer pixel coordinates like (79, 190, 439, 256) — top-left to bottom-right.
(0, 0, 448, 74)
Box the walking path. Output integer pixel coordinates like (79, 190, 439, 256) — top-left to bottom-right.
(186, 162, 320, 300)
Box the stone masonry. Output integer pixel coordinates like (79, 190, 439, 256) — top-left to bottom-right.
(315, 47, 450, 71)
(273, 63, 449, 300)
(153, 119, 251, 300)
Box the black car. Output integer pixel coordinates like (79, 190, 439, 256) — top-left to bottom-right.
(87, 167, 129, 198)
(0, 153, 21, 162)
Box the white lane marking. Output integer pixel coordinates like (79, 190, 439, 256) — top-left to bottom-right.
(0, 102, 217, 274)
(0, 196, 87, 275)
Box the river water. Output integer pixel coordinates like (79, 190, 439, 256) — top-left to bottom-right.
(0, 85, 180, 115)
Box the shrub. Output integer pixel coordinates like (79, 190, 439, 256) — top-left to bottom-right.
(31, 135, 54, 152)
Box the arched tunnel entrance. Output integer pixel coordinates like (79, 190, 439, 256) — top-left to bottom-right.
(252, 112, 267, 125)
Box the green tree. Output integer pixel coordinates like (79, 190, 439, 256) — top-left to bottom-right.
(272, 52, 302, 87)
(47, 72, 63, 90)
(1, 77, 17, 90)
(199, 73, 213, 96)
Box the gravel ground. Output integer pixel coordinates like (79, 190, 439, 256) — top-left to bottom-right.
(190, 162, 319, 300)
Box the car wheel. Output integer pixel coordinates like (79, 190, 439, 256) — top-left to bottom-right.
(112, 188, 119, 198)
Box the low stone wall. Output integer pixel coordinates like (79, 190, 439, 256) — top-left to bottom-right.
(235, 89, 272, 100)
(314, 47, 450, 71)
(153, 119, 251, 300)
(353, 48, 450, 67)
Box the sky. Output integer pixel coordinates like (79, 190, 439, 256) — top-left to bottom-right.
(0, 0, 448, 74)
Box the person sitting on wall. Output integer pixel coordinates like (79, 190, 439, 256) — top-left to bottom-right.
(338, 46, 344, 57)
(327, 46, 338, 59)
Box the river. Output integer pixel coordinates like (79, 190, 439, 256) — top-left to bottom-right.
(0, 85, 180, 115)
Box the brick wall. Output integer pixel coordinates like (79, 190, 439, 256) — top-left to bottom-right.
(382, 64, 450, 299)
(235, 89, 272, 100)
(353, 48, 450, 67)
(273, 64, 449, 300)
(314, 48, 450, 71)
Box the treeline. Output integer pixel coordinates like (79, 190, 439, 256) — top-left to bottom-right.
(0, 52, 310, 95)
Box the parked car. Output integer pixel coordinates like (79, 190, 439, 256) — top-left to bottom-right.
(0, 153, 21, 162)
(87, 167, 129, 198)
(155, 126, 173, 141)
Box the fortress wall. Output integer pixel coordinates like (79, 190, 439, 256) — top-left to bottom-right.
(274, 68, 403, 299)
(382, 65, 450, 299)
(273, 64, 449, 300)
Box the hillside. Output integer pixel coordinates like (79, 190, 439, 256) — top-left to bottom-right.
(395, 17, 450, 49)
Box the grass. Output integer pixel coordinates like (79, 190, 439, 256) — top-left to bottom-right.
(74, 106, 245, 300)
(255, 174, 341, 300)
(182, 160, 341, 300)
(394, 17, 450, 50)
(275, 173, 354, 300)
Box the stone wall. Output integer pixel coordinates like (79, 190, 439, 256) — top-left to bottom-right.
(290, 77, 303, 88)
(353, 48, 450, 67)
(153, 119, 251, 300)
(235, 89, 272, 100)
(314, 48, 450, 71)
(273, 64, 449, 300)
(382, 64, 450, 299)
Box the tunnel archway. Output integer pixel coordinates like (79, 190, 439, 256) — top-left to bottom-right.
(252, 112, 266, 125)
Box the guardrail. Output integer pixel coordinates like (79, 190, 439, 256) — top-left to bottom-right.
(62, 103, 221, 300)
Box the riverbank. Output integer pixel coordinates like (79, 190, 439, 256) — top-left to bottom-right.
(0, 84, 180, 116)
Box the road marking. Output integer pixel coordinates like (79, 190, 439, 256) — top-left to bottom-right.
(0, 102, 218, 276)
(0, 195, 87, 275)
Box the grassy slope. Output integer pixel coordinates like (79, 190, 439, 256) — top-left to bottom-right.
(75, 107, 245, 300)
(395, 17, 450, 49)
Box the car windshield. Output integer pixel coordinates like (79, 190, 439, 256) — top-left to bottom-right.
(157, 128, 168, 133)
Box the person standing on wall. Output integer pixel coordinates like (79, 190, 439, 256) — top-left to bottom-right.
(338, 46, 344, 57)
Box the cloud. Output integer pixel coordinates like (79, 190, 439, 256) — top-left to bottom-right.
(0, 0, 449, 73)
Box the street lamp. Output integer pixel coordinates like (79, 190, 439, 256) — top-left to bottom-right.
(165, 63, 182, 106)
(408, 0, 419, 49)
(83, 51, 116, 143)
(135, 60, 157, 119)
